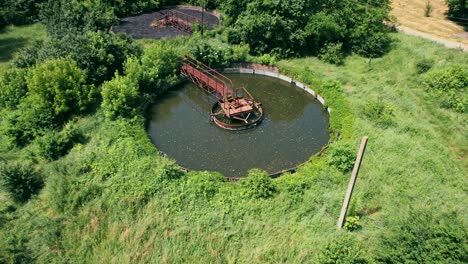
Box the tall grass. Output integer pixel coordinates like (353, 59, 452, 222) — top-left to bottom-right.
(0, 33, 467, 263)
(0, 24, 46, 71)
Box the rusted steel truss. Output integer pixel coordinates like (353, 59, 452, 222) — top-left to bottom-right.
(154, 10, 207, 33)
(180, 56, 260, 122)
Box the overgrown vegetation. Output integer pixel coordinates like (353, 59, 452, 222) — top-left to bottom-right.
(447, 0, 468, 19)
(424, 65, 467, 112)
(0, 162, 44, 203)
(226, 0, 392, 58)
(0, 0, 466, 262)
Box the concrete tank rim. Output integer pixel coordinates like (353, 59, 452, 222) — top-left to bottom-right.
(150, 64, 332, 180)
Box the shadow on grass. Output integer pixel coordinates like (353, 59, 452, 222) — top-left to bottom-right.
(0, 37, 28, 63)
(449, 18, 468, 32)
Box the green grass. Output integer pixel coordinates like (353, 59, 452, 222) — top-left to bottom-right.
(0, 33, 467, 263)
(0, 24, 46, 71)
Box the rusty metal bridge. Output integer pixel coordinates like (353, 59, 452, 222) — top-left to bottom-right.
(181, 56, 263, 129)
(154, 10, 207, 33)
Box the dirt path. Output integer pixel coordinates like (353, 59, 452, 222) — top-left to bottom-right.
(391, 0, 468, 44)
(395, 25, 468, 52)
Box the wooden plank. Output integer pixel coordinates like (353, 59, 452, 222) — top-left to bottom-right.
(337, 136, 369, 230)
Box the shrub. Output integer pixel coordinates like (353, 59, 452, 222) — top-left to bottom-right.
(352, 31, 391, 59)
(0, 0, 46, 26)
(0, 162, 44, 203)
(344, 216, 361, 231)
(186, 171, 225, 200)
(13, 31, 142, 85)
(125, 44, 181, 95)
(317, 236, 369, 263)
(362, 101, 395, 128)
(190, 42, 230, 68)
(328, 142, 356, 173)
(0, 68, 28, 109)
(230, 44, 250, 62)
(40, 0, 117, 38)
(424, 1, 433, 17)
(26, 58, 97, 123)
(101, 75, 140, 119)
(319, 42, 345, 65)
(424, 65, 467, 112)
(36, 124, 83, 161)
(255, 53, 277, 66)
(240, 169, 276, 199)
(108, 0, 162, 17)
(1, 96, 57, 147)
(415, 58, 434, 74)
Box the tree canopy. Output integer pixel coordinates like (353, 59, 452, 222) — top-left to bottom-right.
(225, 0, 391, 58)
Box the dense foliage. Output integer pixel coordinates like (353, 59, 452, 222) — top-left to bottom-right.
(240, 169, 276, 199)
(447, 0, 468, 19)
(13, 32, 141, 84)
(35, 124, 83, 161)
(0, 162, 44, 203)
(102, 44, 181, 119)
(0, 0, 46, 29)
(424, 65, 467, 112)
(27, 58, 96, 122)
(327, 143, 357, 172)
(101, 74, 140, 119)
(0, 58, 96, 147)
(226, 0, 391, 58)
(39, 0, 117, 38)
(125, 44, 181, 95)
(0, 68, 28, 109)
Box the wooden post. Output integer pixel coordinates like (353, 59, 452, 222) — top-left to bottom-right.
(337, 136, 368, 230)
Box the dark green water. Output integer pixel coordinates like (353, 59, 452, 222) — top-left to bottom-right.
(147, 73, 329, 177)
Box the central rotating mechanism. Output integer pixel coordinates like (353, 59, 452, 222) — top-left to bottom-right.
(181, 56, 263, 130)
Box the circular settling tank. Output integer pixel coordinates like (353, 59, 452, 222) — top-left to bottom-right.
(147, 73, 330, 177)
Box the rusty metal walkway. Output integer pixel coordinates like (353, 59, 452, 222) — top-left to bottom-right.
(180, 56, 259, 121)
(155, 10, 207, 33)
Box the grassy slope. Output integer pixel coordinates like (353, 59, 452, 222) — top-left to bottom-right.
(0, 32, 467, 262)
(391, 0, 468, 44)
(280, 32, 467, 242)
(0, 24, 46, 71)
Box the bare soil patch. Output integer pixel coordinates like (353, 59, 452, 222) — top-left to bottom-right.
(391, 0, 468, 44)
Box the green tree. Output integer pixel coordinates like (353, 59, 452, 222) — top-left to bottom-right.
(227, 0, 391, 58)
(40, 0, 117, 38)
(447, 0, 468, 19)
(14, 31, 142, 84)
(319, 42, 345, 65)
(0, 68, 29, 110)
(0, 0, 46, 26)
(231, 0, 310, 56)
(102, 0, 161, 17)
(26, 58, 97, 123)
(125, 44, 181, 95)
(101, 75, 140, 119)
(1, 96, 57, 147)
